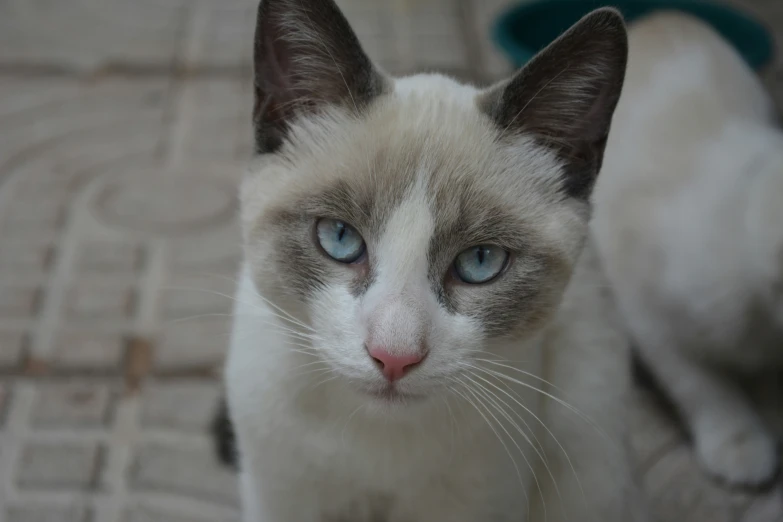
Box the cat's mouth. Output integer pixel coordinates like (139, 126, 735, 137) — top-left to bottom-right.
(364, 385, 425, 404)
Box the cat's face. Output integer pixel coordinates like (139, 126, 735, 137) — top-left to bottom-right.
(241, 0, 627, 404)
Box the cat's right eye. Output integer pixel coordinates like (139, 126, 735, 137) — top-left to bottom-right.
(316, 218, 366, 263)
(453, 245, 509, 284)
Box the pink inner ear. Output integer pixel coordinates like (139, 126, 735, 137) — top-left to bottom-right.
(261, 19, 293, 96)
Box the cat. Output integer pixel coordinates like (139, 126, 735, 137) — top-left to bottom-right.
(222, 0, 645, 520)
(591, 11, 783, 488)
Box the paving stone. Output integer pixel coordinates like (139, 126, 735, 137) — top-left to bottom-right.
(17, 442, 102, 490)
(51, 333, 126, 372)
(0, 0, 184, 71)
(155, 318, 232, 373)
(466, 0, 515, 81)
(8, 177, 75, 200)
(130, 443, 239, 506)
(141, 381, 220, 431)
(76, 241, 144, 274)
(0, 286, 41, 318)
(64, 283, 136, 320)
(31, 383, 113, 428)
(0, 331, 27, 369)
(6, 505, 91, 522)
(184, 5, 254, 71)
(167, 224, 242, 272)
(125, 505, 239, 522)
(93, 173, 238, 236)
(0, 0, 780, 519)
(1, 200, 66, 232)
(160, 273, 235, 320)
(0, 241, 55, 273)
(0, 384, 11, 425)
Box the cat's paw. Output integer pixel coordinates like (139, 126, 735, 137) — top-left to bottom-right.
(695, 422, 779, 488)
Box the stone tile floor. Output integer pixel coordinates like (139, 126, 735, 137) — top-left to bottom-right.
(0, 0, 781, 520)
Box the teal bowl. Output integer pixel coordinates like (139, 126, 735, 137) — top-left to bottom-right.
(493, 0, 775, 71)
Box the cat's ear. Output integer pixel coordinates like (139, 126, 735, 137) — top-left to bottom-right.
(252, 0, 387, 153)
(480, 8, 628, 200)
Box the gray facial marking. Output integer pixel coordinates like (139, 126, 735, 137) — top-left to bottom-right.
(426, 179, 571, 337)
(262, 157, 417, 300)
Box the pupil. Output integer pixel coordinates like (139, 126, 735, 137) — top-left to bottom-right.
(477, 247, 486, 265)
(337, 223, 346, 241)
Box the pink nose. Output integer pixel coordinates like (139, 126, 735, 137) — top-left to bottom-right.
(367, 347, 424, 382)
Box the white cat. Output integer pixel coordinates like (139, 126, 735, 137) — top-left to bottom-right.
(592, 11, 783, 487)
(225, 0, 645, 520)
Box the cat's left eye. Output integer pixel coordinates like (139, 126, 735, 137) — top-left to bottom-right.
(316, 218, 366, 263)
(453, 245, 509, 284)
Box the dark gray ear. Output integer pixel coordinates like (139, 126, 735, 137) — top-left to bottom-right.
(252, 0, 387, 153)
(480, 8, 628, 200)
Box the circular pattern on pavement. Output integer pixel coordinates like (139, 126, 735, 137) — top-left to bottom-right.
(93, 172, 236, 236)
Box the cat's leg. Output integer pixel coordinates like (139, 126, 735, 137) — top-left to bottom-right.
(636, 337, 779, 486)
(239, 470, 266, 522)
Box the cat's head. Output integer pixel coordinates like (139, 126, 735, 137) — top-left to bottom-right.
(241, 0, 627, 404)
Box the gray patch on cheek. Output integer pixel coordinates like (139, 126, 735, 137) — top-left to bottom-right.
(261, 212, 329, 299)
(448, 252, 568, 337)
(425, 180, 569, 336)
(349, 263, 376, 298)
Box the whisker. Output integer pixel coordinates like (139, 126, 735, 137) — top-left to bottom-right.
(459, 375, 547, 522)
(478, 366, 613, 444)
(447, 377, 530, 517)
(163, 285, 317, 334)
(341, 404, 364, 449)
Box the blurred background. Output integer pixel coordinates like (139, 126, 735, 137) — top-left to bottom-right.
(0, 0, 781, 521)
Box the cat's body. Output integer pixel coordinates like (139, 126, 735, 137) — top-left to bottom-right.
(225, 1, 644, 520)
(592, 12, 783, 487)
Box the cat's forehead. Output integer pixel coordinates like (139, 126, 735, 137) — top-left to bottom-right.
(268, 75, 565, 236)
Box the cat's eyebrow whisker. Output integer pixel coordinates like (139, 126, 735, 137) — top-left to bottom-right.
(459, 374, 550, 522)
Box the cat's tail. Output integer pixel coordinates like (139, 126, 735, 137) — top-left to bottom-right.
(212, 394, 238, 470)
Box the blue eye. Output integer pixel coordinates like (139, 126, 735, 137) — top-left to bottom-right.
(316, 219, 366, 263)
(454, 245, 509, 284)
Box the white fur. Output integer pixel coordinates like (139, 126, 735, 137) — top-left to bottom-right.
(592, 12, 783, 486)
(226, 75, 645, 522)
(227, 252, 643, 522)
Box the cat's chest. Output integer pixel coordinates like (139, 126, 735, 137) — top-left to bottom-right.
(260, 416, 525, 522)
